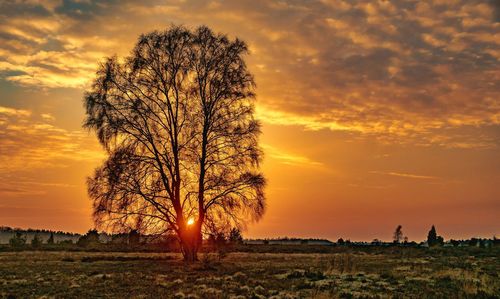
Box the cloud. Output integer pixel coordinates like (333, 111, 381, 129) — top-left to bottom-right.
(262, 144, 323, 167)
(491, 0, 500, 22)
(0, 106, 31, 117)
(0, 104, 104, 196)
(0, 105, 104, 173)
(54, 0, 116, 20)
(0, 181, 75, 197)
(0, 0, 498, 148)
(40, 113, 55, 121)
(256, 106, 361, 132)
(370, 171, 439, 180)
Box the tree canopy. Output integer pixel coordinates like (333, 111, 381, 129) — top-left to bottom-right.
(84, 25, 265, 261)
(393, 225, 403, 244)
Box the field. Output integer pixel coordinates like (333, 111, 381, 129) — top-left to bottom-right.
(1, 248, 499, 298)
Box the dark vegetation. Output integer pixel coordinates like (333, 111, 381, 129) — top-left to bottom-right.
(1, 249, 498, 298)
(1, 226, 498, 256)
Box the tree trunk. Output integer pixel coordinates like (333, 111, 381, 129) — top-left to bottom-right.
(179, 224, 202, 262)
(181, 243, 198, 262)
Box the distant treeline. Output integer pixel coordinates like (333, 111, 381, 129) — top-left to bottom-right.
(245, 238, 333, 245)
(0, 226, 80, 245)
(0, 227, 245, 253)
(1, 226, 498, 253)
(0, 226, 80, 235)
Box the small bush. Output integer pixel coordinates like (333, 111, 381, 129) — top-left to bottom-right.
(31, 234, 43, 249)
(9, 232, 26, 249)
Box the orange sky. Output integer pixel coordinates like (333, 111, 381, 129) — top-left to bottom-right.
(0, 0, 499, 241)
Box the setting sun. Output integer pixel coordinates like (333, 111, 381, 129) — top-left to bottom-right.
(187, 218, 195, 226)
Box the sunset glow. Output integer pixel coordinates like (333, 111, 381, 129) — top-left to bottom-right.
(0, 0, 499, 241)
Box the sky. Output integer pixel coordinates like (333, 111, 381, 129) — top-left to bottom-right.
(0, 0, 499, 241)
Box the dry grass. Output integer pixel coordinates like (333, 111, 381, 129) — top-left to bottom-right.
(0, 249, 498, 298)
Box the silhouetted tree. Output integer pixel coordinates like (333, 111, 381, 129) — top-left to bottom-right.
(111, 233, 128, 244)
(427, 225, 443, 247)
(77, 229, 100, 247)
(393, 225, 403, 244)
(427, 225, 437, 246)
(47, 232, 54, 245)
(207, 231, 227, 247)
(337, 238, 345, 245)
(84, 25, 265, 262)
(228, 228, 243, 244)
(9, 232, 26, 248)
(206, 231, 228, 260)
(31, 234, 42, 249)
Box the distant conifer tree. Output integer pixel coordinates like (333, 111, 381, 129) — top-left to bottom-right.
(427, 225, 440, 246)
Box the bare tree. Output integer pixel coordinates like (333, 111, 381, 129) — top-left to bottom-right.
(84, 25, 265, 261)
(393, 225, 403, 244)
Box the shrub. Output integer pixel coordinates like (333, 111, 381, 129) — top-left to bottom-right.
(31, 234, 43, 249)
(77, 229, 100, 247)
(9, 232, 26, 248)
(228, 228, 243, 245)
(207, 231, 229, 260)
(47, 232, 55, 245)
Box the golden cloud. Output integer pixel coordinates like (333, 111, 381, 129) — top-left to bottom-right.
(0, 105, 104, 173)
(0, 0, 498, 148)
(261, 144, 324, 167)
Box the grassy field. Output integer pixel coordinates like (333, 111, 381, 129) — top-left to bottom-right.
(0, 248, 498, 298)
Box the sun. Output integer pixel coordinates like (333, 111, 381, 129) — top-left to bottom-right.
(187, 218, 195, 226)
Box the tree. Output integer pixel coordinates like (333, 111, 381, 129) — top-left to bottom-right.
(84, 25, 265, 262)
(206, 230, 228, 260)
(228, 227, 243, 244)
(9, 232, 26, 248)
(393, 225, 403, 244)
(427, 225, 443, 247)
(77, 229, 100, 247)
(111, 233, 128, 244)
(436, 236, 444, 246)
(47, 232, 55, 245)
(31, 234, 42, 249)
